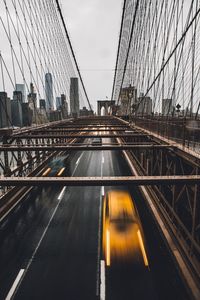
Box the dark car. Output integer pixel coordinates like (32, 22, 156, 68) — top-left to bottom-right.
(91, 137, 102, 145)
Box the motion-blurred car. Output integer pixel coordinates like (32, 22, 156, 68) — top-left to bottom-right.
(91, 137, 102, 145)
(102, 190, 149, 268)
(42, 156, 67, 176)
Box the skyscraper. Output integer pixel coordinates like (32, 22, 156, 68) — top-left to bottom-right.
(162, 99, 173, 116)
(70, 77, 79, 117)
(22, 103, 33, 126)
(45, 73, 53, 111)
(137, 95, 152, 116)
(28, 83, 37, 125)
(56, 97, 61, 110)
(16, 84, 26, 103)
(60, 94, 68, 119)
(11, 91, 23, 127)
(0, 92, 11, 128)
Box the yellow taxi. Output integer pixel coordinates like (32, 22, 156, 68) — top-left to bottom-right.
(102, 190, 149, 268)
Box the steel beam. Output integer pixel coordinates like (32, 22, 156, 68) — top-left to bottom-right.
(13, 133, 150, 139)
(0, 144, 173, 151)
(32, 128, 132, 132)
(0, 175, 200, 186)
(0, 129, 13, 136)
(50, 124, 129, 128)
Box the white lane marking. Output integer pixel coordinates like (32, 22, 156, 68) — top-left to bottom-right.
(96, 191, 102, 296)
(101, 186, 105, 197)
(73, 152, 84, 175)
(100, 260, 106, 300)
(101, 151, 103, 177)
(11, 187, 66, 296)
(5, 269, 25, 300)
(27, 196, 64, 268)
(76, 156, 81, 165)
(102, 155, 104, 164)
(58, 186, 66, 200)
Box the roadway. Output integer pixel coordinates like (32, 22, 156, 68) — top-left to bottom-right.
(0, 138, 190, 300)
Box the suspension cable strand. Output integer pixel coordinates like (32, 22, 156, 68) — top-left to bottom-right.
(111, 0, 127, 101)
(143, 3, 200, 100)
(116, 0, 140, 107)
(55, 0, 92, 111)
(0, 51, 5, 92)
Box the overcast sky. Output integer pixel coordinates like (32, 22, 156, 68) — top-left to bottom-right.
(61, 0, 123, 111)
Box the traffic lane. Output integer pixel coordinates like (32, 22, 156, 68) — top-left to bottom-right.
(101, 151, 158, 299)
(102, 194, 160, 299)
(102, 190, 158, 299)
(101, 149, 188, 299)
(106, 265, 157, 300)
(68, 149, 103, 177)
(14, 150, 103, 300)
(130, 187, 190, 300)
(103, 195, 189, 300)
(0, 151, 83, 299)
(14, 186, 101, 300)
(0, 186, 62, 300)
(102, 150, 131, 176)
(101, 136, 132, 177)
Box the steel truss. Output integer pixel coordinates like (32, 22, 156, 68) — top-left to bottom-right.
(118, 120, 200, 283)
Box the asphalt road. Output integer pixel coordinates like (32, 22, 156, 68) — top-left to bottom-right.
(0, 139, 190, 300)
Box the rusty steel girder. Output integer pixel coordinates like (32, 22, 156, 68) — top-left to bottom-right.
(0, 175, 200, 186)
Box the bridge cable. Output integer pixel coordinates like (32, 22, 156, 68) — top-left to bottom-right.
(55, 0, 92, 111)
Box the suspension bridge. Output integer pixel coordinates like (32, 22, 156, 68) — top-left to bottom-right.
(0, 1, 200, 300)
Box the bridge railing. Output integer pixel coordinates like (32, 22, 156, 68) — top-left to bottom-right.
(134, 116, 200, 153)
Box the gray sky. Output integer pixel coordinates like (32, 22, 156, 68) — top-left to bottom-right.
(61, 0, 123, 111)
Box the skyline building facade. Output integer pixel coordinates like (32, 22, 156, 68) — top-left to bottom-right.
(137, 95, 152, 116)
(56, 97, 61, 110)
(0, 92, 11, 128)
(70, 77, 79, 117)
(45, 73, 53, 111)
(60, 94, 68, 119)
(11, 91, 23, 127)
(22, 103, 33, 126)
(15, 84, 26, 103)
(162, 99, 174, 116)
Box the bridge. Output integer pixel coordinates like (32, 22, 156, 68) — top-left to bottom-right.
(0, 1, 200, 300)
